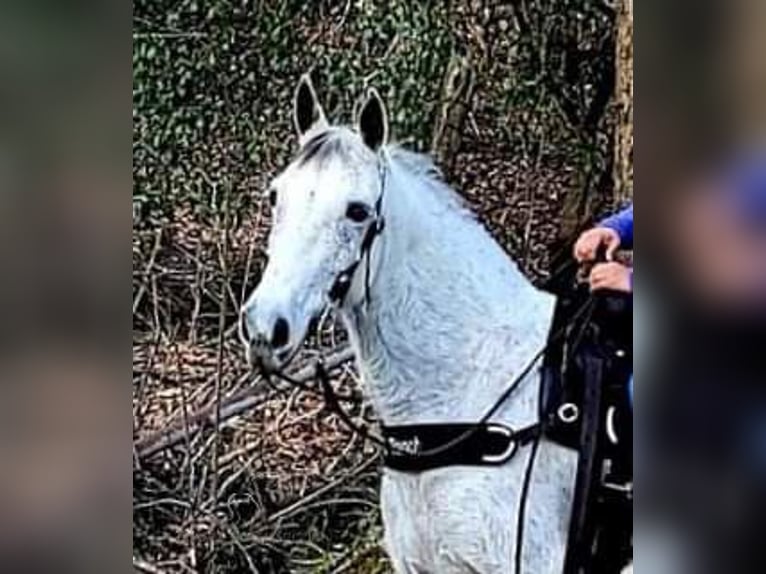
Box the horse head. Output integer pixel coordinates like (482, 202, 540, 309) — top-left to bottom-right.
(240, 75, 389, 370)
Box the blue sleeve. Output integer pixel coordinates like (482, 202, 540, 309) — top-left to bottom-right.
(600, 205, 633, 249)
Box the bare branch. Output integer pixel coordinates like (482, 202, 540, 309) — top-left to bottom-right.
(135, 346, 354, 459)
(133, 557, 168, 574)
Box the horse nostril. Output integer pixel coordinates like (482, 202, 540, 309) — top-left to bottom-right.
(271, 317, 290, 349)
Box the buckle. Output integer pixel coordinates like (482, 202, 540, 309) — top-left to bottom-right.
(557, 402, 580, 424)
(481, 424, 519, 464)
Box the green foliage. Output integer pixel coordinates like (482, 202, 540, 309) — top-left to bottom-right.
(133, 0, 453, 224)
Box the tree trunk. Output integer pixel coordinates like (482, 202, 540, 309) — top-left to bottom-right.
(614, 0, 634, 203)
(441, 0, 618, 284)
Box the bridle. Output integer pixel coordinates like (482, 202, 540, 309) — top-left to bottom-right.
(255, 151, 599, 573)
(327, 155, 388, 307)
(255, 151, 396, 447)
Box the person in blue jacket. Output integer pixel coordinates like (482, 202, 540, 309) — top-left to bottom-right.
(574, 204, 634, 406)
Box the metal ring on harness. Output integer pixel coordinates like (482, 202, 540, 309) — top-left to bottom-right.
(328, 157, 388, 307)
(606, 405, 619, 445)
(480, 424, 520, 464)
(558, 402, 580, 424)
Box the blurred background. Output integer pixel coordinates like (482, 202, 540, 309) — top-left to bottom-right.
(638, 1, 765, 573)
(132, 1, 631, 572)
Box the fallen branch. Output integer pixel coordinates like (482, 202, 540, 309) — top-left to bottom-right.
(133, 557, 168, 574)
(135, 346, 354, 460)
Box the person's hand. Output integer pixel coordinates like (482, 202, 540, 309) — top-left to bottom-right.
(573, 227, 621, 262)
(589, 262, 633, 293)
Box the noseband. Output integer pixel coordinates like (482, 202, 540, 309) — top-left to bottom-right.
(327, 157, 388, 307)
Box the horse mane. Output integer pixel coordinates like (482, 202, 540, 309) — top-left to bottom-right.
(386, 146, 473, 221)
(295, 126, 474, 222)
(296, 128, 353, 168)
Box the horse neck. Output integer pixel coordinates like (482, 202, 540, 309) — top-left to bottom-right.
(341, 157, 555, 426)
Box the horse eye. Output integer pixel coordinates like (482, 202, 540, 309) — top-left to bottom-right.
(346, 202, 371, 223)
(268, 189, 277, 207)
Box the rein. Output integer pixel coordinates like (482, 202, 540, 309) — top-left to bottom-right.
(260, 276, 595, 574)
(261, 253, 596, 463)
(259, 152, 593, 460)
(257, 147, 598, 457)
(315, 293, 595, 456)
(259, 294, 593, 459)
(327, 158, 388, 307)
(256, 153, 601, 574)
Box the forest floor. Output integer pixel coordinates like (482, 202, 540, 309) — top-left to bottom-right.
(133, 205, 394, 574)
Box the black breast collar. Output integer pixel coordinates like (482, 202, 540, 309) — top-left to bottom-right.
(381, 422, 542, 472)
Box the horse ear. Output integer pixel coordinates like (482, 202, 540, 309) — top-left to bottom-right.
(356, 88, 388, 152)
(293, 74, 327, 139)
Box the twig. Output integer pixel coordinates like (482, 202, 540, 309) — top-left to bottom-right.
(239, 233, 258, 311)
(133, 557, 168, 574)
(211, 183, 231, 509)
(332, 0, 353, 32)
(133, 331, 162, 432)
(222, 522, 260, 574)
(133, 31, 208, 40)
(175, 341, 195, 492)
(189, 241, 204, 344)
(133, 228, 163, 315)
(263, 453, 378, 526)
(216, 449, 261, 501)
(135, 346, 354, 459)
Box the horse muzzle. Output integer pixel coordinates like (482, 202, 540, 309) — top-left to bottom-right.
(239, 303, 303, 372)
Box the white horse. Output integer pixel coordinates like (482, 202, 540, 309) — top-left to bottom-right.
(241, 76, 580, 573)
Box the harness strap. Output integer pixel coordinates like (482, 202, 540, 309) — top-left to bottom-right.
(381, 422, 542, 472)
(328, 158, 387, 307)
(297, 296, 597, 466)
(328, 217, 385, 305)
(315, 359, 381, 447)
(563, 345, 604, 574)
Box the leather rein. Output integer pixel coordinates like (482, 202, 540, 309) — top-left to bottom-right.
(257, 152, 596, 468)
(256, 152, 600, 574)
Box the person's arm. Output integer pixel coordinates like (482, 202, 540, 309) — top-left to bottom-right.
(599, 205, 633, 249)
